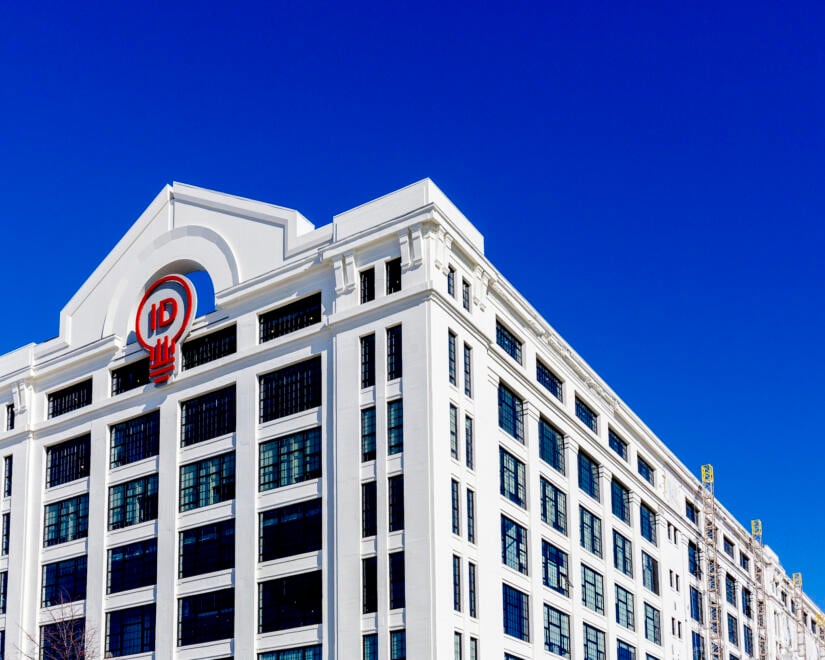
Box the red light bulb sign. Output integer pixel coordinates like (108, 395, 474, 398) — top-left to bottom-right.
(135, 275, 197, 385)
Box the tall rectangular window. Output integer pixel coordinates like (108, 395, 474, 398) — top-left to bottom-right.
(111, 358, 150, 395)
(578, 451, 600, 500)
(388, 475, 404, 532)
(466, 489, 476, 543)
(447, 266, 455, 297)
(728, 613, 739, 646)
(179, 452, 235, 511)
(544, 605, 571, 658)
(44, 495, 88, 547)
(106, 604, 156, 657)
(496, 321, 522, 364)
(644, 603, 662, 645)
(42, 555, 87, 606)
(386, 258, 402, 294)
(390, 630, 406, 660)
(361, 407, 376, 462)
(690, 586, 704, 622)
(688, 541, 700, 577)
(46, 434, 91, 488)
(742, 587, 753, 618)
(451, 479, 461, 535)
(609, 429, 628, 460)
(542, 540, 569, 596)
(638, 456, 655, 485)
(387, 325, 403, 380)
(642, 552, 660, 594)
(500, 448, 526, 508)
(360, 268, 375, 303)
(0, 570, 6, 614)
(498, 383, 524, 441)
(501, 515, 528, 574)
(469, 637, 478, 660)
(2, 455, 10, 497)
(362, 557, 377, 613)
(686, 500, 698, 524)
(462, 279, 471, 311)
(363, 634, 378, 660)
(465, 416, 474, 469)
(1, 512, 8, 555)
(611, 479, 631, 524)
(361, 334, 376, 388)
(540, 477, 567, 534)
(583, 623, 606, 660)
(259, 571, 322, 632)
(726, 574, 737, 605)
(260, 498, 322, 561)
(259, 292, 322, 342)
(180, 519, 235, 578)
(614, 531, 633, 577)
(362, 481, 376, 537)
(177, 588, 234, 646)
(259, 356, 322, 423)
(581, 564, 605, 614)
(502, 584, 530, 641)
(743, 626, 753, 656)
(580, 507, 603, 557)
(389, 551, 405, 609)
(616, 585, 635, 630)
(450, 404, 459, 459)
(468, 562, 477, 617)
(575, 397, 598, 433)
(448, 331, 457, 385)
(463, 344, 472, 397)
(536, 360, 563, 401)
(387, 400, 404, 454)
(110, 411, 159, 468)
(539, 418, 565, 474)
(182, 325, 236, 370)
(454, 632, 463, 660)
(108, 538, 157, 593)
(259, 428, 321, 490)
(5, 403, 14, 430)
(180, 385, 236, 446)
(452, 555, 462, 611)
(617, 640, 636, 660)
(640, 503, 657, 544)
(48, 379, 92, 418)
(108, 474, 158, 530)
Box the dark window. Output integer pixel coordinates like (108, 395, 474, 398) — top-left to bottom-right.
(465, 416, 474, 469)
(386, 258, 402, 294)
(48, 379, 92, 419)
(2, 455, 10, 497)
(496, 321, 522, 364)
(389, 551, 405, 609)
(177, 588, 234, 646)
(182, 325, 236, 370)
(362, 482, 377, 537)
(501, 515, 528, 574)
(46, 434, 90, 488)
(389, 475, 404, 532)
(498, 383, 524, 441)
(447, 266, 455, 297)
(468, 562, 477, 617)
(638, 456, 655, 485)
(688, 542, 701, 577)
(463, 344, 473, 397)
(42, 555, 87, 607)
(578, 452, 600, 500)
(390, 630, 406, 660)
(259, 292, 322, 342)
(685, 500, 698, 524)
(539, 418, 565, 473)
(108, 474, 158, 530)
(537, 360, 563, 401)
(5, 404, 14, 431)
(544, 604, 571, 657)
(261, 646, 322, 660)
(108, 538, 157, 594)
(259, 571, 322, 632)
(642, 552, 660, 594)
(690, 586, 703, 622)
(179, 452, 235, 511)
(462, 279, 471, 311)
(609, 429, 628, 460)
(387, 325, 403, 380)
(361, 407, 376, 462)
(451, 479, 461, 535)
(106, 604, 155, 657)
(41, 618, 85, 660)
(0, 570, 6, 614)
(260, 356, 322, 423)
(180, 519, 235, 578)
(453, 554, 462, 611)
(640, 503, 657, 544)
(466, 489, 476, 543)
(500, 448, 526, 508)
(111, 358, 150, 395)
(540, 477, 567, 534)
(542, 541, 569, 596)
(450, 404, 459, 459)
(260, 498, 322, 561)
(580, 507, 603, 557)
(612, 479, 631, 525)
(581, 564, 605, 614)
(575, 397, 598, 432)
(110, 411, 159, 468)
(259, 428, 321, 491)
(645, 603, 662, 645)
(361, 268, 375, 303)
(363, 557, 377, 613)
(387, 400, 403, 454)
(44, 495, 88, 547)
(1, 513, 7, 555)
(360, 334, 375, 388)
(448, 332, 457, 385)
(614, 531, 634, 577)
(502, 583, 530, 641)
(180, 385, 236, 446)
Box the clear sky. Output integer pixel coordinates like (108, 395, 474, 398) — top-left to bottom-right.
(1, 1, 823, 605)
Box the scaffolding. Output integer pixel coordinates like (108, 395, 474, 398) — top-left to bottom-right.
(701, 464, 723, 660)
(793, 572, 807, 660)
(750, 519, 769, 660)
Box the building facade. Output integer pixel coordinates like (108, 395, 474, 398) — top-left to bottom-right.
(0, 180, 821, 660)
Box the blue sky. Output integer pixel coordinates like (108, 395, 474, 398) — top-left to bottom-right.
(1, 2, 823, 605)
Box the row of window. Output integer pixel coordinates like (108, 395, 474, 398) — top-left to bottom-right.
(360, 325, 403, 387)
(447, 331, 473, 398)
(362, 552, 406, 613)
(446, 265, 472, 313)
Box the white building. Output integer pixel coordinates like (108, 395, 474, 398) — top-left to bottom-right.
(0, 180, 821, 660)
